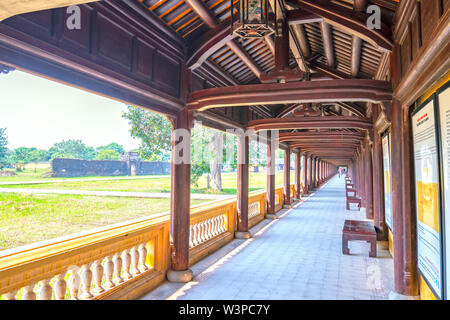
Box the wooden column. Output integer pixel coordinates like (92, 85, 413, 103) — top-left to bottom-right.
(284, 148, 291, 205)
(236, 134, 251, 239)
(303, 153, 308, 194)
(311, 157, 316, 189)
(373, 127, 387, 240)
(316, 158, 321, 186)
(390, 98, 419, 298)
(167, 109, 193, 283)
(365, 136, 374, 219)
(307, 155, 313, 191)
(266, 131, 276, 218)
(295, 151, 301, 199)
(319, 160, 323, 184)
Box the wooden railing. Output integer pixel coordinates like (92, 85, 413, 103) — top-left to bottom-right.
(0, 213, 170, 300)
(290, 184, 296, 201)
(248, 190, 266, 228)
(189, 199, 236, 266)
(0, 185, 293, 300)
(275, 186, 284, 212)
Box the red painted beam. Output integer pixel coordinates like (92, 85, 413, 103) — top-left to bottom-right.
(247, 116, 372, 131)
(188, 79, 392, 111)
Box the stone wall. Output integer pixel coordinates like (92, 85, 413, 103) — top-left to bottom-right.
(51, 158, 170, 177)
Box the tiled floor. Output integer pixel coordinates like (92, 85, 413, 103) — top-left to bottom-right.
(141, 176, 394, 300)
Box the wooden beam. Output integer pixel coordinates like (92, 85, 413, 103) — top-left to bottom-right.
(287, 10, 322, 24)
(187, 21, 236, 70)
(338, 102, 366, 116)
(309, 60, 349, 79)
(279, 131, 365, 140)
(351, 36, 362, 77)
(184, 0, 217, 28)
(351, 0, 366, 77)
(265, 36, 275, 56)
(248, 116, 373, 131)
(184, 0, 263, 79)
(226, 40, 263, 79)
(271, 0, 309, 72)
(286, 0, 393, 52)
(0, 0, 99, 21)
(276, 104, 301, 118)
(188, 79, 392, 111)
(320, 21, 335, 67)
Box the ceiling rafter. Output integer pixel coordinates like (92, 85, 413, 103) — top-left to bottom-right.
(285, 0, 393, 52)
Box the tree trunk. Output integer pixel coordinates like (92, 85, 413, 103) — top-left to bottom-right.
(209, 133, 223, 192)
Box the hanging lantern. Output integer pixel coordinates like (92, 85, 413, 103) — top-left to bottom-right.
(231, 0, 274, 38)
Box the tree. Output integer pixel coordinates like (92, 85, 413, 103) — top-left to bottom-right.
(49, 140, 97, 160)
(96, 143, 125, 156)
(12, 147, 37, 164)
(122, 106, 171, 161)
(96, 149, 121, 160)
(0, 128, 8, 168)
(29, 149, 51, 163)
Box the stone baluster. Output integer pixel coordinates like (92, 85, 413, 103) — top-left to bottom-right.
(219, 216, 225, 233)
(200, 222, 206, 243)
(104, 255, 115, 289)
(189, 226, 194, 248)
(38, 279, 53, 300)
(22, 284, 36, 300)
(122, 249, 132, 280)
(193, 224, 200, 246)
(139, 243, 148, 272)
(79, 264, 93, 299)
(54, 273, 67, 300)
(210, 218, 216, 237)
(207, 219, 213, 240)
(113, 253, 124, 284)
(68, 269, 81, 300)
(131, 245, 140, 275)
(92, 260, 105, 294)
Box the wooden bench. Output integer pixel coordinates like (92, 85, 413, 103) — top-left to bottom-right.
(342, 220, 377, 257)
(346, 196, 361, 210)
(346, 188, 357, 197)
(346, 183, 354, 190)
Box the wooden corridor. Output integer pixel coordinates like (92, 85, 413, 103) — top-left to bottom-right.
(0, 0, 449, 300)
(142, 176, 394, 300)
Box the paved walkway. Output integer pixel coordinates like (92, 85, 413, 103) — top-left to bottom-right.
(142, 176, 394, 300)
(0, 187, 232, 201)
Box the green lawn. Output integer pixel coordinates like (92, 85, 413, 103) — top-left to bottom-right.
(0, 193, 206, 251)
(2, 172, 293, 194)
(0, 167, 170, 183)
(0, 171, 295, 251)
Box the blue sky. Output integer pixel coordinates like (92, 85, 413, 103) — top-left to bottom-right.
(0, 70, 140, 151)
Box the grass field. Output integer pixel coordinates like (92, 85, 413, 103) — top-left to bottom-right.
(0, 170, 295, 251)
(2, 171, 293, 194)
(0, 193, 206, 251)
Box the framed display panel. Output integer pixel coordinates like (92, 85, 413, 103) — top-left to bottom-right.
(411, 95, 444, 299)
(436, 80, 450, 300)
(382, 131, 393, 231)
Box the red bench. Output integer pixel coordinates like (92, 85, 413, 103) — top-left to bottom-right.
(346, 196, 361, 210)
(342, 220, 377, 257)
(346, 188, 357, 197)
